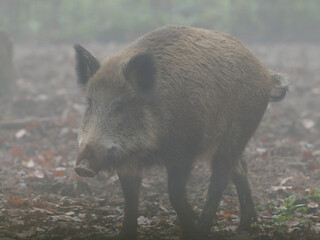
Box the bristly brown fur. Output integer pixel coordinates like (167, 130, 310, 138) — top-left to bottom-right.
(74, 25, 288, 239)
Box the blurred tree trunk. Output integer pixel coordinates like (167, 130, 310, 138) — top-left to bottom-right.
(0, 30, 15, 97)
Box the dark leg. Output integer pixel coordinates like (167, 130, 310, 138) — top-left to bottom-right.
(167, 164, 197, 240)
(232, 157, 257, 229)
(117, 172, 142, 240)
(197, 156, 232, 237)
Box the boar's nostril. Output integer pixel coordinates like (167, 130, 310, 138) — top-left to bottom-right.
(74, 159, 96, 178)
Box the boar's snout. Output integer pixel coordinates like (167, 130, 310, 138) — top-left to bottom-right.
(74, 142, 119, 177)
(74, 159, 96, 178)
(74, 143, 101, 178)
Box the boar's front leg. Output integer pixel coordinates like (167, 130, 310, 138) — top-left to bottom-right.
(167, 164, 197, 240)
(117, 172, 142, 240)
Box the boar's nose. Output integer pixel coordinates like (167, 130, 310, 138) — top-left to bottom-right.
(74, 159, 96, 178)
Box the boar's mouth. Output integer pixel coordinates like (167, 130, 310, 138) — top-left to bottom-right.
(74, 159, 96, 178)
(75, 146, 127, 177)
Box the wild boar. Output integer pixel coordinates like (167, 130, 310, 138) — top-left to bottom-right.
(73, 25, 288, 240)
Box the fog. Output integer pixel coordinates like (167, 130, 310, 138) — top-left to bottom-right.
(0, 1, 319, 239)
(1, 0, 319, 43)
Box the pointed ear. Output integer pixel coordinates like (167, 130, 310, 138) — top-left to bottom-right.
(124, 51, 156, 92)
(74, 44, 100, 86)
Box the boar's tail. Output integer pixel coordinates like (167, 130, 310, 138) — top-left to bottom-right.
(269, 72, 290, 102)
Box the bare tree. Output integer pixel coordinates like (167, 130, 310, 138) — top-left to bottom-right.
(0, 30, 15, 96)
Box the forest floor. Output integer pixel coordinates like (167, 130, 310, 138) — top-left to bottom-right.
(0, 42, 319, 240)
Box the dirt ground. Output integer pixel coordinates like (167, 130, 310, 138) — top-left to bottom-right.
(0, 42, 319, 240)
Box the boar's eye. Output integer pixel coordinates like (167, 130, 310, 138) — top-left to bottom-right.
(114, 104, 125, 113)
(110, 98, 128, 114)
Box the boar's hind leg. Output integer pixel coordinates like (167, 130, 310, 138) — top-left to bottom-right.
(232, 157, 257, 229)
(197, 150, 234, 237)
(167, 164, 197, 240)
(117, 173, 142, 240)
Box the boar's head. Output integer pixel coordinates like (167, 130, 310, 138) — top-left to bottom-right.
(73, 44, 160, 177)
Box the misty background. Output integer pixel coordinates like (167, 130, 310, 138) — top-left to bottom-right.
(0, 1, 320, 239)
(1, 0, 320, 43)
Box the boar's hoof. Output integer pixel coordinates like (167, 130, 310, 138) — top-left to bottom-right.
(74, 159, 96, 178)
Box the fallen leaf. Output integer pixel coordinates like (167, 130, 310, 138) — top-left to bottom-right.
(16, 231, 34, 239)
(307, 162, 320, 171)
(270, 185, 293, 191)
(23, 159, 35, 168)
(41, 150, 55, 160)
(257, 147, 267, 154)
(301, 119, 315, 129)
(217, 210, 238, 219)
(307, 202, 319, 208)
(286, 219, 299, 228)
(280, 176, 293, 185)
(12, 145, 24, 158)
(53, 169, 65, 177)
(303, 151, 313, 159)
(15, 129, 27, 139)
(8, 198, 26, 208)
(312, 88, 320, 95)
(34, 169, 44, 178)
(31, 207, 54, 215)
(137, 216, 151, 225)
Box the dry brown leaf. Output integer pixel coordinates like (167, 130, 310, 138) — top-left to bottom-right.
(303, 151, 314, 159)
(53, 169, 65, 177)
(12, 145, 24, 158)
(8, 198, 27, 208)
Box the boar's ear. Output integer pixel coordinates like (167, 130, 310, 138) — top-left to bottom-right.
(74, 44, 100, 86)
(124, 51, 156, 93)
